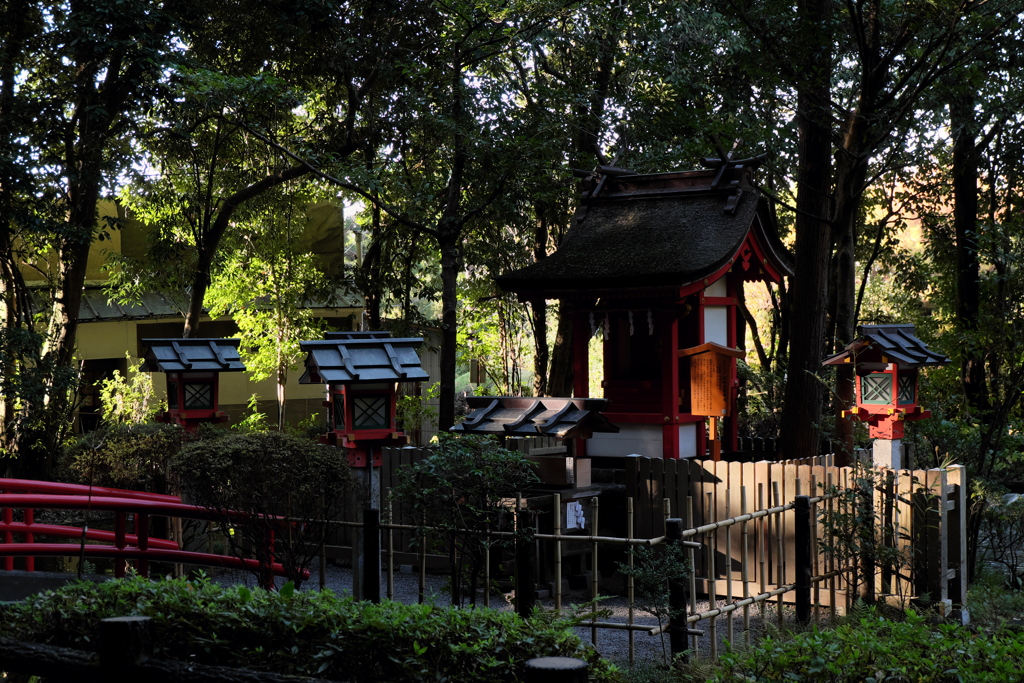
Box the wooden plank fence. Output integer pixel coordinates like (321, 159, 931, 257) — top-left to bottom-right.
(623, 454, 967, 609)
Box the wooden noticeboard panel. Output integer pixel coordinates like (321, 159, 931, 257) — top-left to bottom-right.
(679, 342, 746, 417)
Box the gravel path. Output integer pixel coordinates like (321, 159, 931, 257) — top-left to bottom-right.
(211, 564, 785, 666)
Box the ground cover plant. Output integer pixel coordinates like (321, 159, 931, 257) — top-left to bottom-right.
(0, 574, 619, 682)
(708, 607, 1024, 683)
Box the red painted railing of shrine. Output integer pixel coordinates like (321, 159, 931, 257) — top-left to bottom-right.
(0, 479, 306, 583)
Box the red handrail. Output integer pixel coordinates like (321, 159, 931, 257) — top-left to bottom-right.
(0, 479, 181, 503)
(0, 480, 309, 585)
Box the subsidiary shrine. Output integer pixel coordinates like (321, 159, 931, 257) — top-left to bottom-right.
(497, 156, 793, 460)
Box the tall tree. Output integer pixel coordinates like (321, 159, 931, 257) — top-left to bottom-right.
(1, 0, 178, 478)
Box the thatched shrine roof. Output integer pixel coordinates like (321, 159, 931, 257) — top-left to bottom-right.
(497, 164, 793, 298)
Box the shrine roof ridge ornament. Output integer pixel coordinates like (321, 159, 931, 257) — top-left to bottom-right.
(822, 324, 949, 369)
(298, 332, 429, 385)
(139, 338, 246, 373)
(451, 396, 619, 440)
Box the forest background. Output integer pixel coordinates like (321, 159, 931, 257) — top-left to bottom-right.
(2, 0, 1024, 516)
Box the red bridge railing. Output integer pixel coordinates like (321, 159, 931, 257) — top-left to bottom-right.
(0, 479, 306, 584)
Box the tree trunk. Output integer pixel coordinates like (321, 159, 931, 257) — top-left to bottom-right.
(950, 90, 987, 413)
(182, 166, 309, 338)
(779, 0, 833, 461)
(831, 117, 871, 461)
(530, 298, 548, 396)
(437, 231, 459, 431)
(547, 303, 574, 397)
(530, 210, 550, 396)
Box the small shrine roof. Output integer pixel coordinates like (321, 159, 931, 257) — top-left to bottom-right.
(822, 325, 949, 369)
(298, 332, 429, 384)
(496, 163, 793, 297)
(451, 396, 620, 440)
(139, 338, 246, 373)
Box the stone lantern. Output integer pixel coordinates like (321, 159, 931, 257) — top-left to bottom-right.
(139, 338, 246, 432)
(823, 324, 948, 468)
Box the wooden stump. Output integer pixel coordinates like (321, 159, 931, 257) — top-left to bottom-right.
(523, 656, 588, 683)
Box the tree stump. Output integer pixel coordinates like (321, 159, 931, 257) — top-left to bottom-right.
(523, 656, 588, 683)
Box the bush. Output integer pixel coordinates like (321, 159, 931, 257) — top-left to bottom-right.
(0, 575, 619, 682)
(173, 431, 351, 588)
(62, 422, 188, 492)
(711, 607, 1024, 682)
(390, 433, 539, 605)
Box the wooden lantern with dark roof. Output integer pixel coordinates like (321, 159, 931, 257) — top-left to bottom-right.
(496, 153, 793, 460)
(140, 338, 246, 432)
(299, 331, 429, 467)
(822, 324, 949, 441)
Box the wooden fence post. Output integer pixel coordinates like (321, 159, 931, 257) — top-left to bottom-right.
(515, 506, 536, 618)
(794, 496, 811, 622)
(665, 518, 690, 659)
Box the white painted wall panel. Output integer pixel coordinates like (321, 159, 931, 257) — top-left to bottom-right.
(588, 424, 663, 458)
(705, 278, 728, 297)
(678, 423, 698, 458)
(704, 306, 729, 346)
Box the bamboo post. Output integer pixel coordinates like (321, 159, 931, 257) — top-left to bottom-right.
(773, 481, 784, 626)
(741, 486, 750, 646)
(827, 472, 836, 620)
(515, 495, 535, 618)
(418, 509, 426, 604)
(363, 508, 380, 604)
(859, 478, 876, 604)
(484, 518, 491, 609)
(795, 495, 811, 623)
(627, 496, 635, 664)
(687, 494, 699, 653)
(591, 496, 600, 646)
(707, 490, 717, 660)
(758, 482, 766, 620)
(554, 492, 562, 612)
(319, 497, 327, 591)
(387, 497, 395, 601)
(725, 493, 734, 643)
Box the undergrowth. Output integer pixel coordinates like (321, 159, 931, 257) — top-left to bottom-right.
(0, 574, 619, 682)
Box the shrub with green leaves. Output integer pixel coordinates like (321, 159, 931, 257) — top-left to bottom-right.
(390, 433, 539, 605)
(0, 575, 619, 682)
(712, 608, 1024, 682)
(173, 431, 351, 588)
(62, 422, 188, 492)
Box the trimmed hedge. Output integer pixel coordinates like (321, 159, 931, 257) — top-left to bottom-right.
(0, 575, 618, 682)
